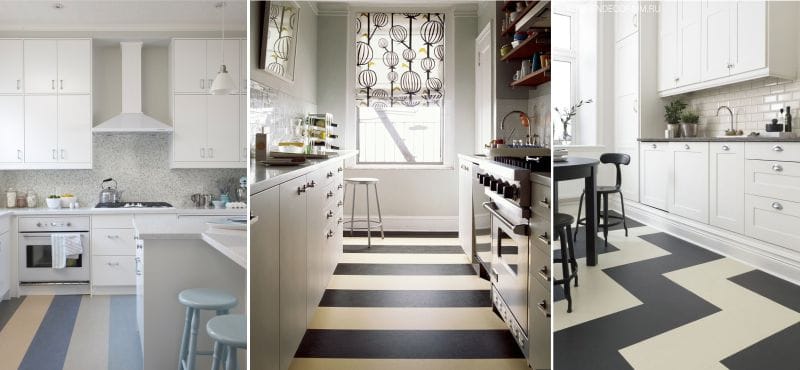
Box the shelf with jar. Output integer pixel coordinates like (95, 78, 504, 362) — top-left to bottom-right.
(501, 27, 550, 88)
(500, 1, 550, 37)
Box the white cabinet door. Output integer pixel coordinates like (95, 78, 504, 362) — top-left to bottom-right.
(0, 96, 25, 163)
(206, 39, 241, 92)
(279, 176, 307, 370)
(240, 95, 248, 161)
(710, 142, 744, 233)
(0, 40, 23, 93)
(678, 1, 702, 87)
(614, 94, 639, 146)
(702, 1, 734, 81)
(618, 146, 640, 202)
(172, 40, 207, 93)
(615, 32, 639, 98)
(24, 40, 58, 94)
(615, 1, 639, 42)
(240, 39, 248, 93)
(458, 160, 474, 261)
(640, 142, 669, 211)
(745, 194, 800, 251)
(658, 1, 678, 91)
(306, 170, 326, 325)
(206, 95, 240, 162)
(57, 95, 92, 164)
(250, 186, 280, 370)
(173, 95, 207, 162)
(731, 0, 766, 75)
(0, 232, 9, 298)
(24, 95, 58, 163)
(668, 142, 710, 223)
(57, 40, 91, 94)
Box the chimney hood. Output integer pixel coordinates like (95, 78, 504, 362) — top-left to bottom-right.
(93, 42, 173, 133)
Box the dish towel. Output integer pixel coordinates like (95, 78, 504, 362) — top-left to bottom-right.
(51, 234, 83, 269)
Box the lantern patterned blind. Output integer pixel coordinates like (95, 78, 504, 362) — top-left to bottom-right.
(355, 12, 445, 109)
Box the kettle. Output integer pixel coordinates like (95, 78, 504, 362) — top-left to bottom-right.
(99, 178, 123, 203)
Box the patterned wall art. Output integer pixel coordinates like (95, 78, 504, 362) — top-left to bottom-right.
(264, 2, 299, 80)
(355, 12, 445, 109)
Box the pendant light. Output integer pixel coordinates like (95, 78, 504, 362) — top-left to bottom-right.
(210, 1, 236, 95)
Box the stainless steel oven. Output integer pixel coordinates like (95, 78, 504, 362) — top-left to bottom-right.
(18, 216, 91, 285)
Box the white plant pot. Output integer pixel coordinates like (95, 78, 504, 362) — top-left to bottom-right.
(46, 198, 61, 209)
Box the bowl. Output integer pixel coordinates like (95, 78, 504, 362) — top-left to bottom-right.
(46, 198, 61, 209)
(212, 200, 226, 209)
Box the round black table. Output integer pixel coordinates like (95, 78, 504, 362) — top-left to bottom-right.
(553, 157, 600, 266)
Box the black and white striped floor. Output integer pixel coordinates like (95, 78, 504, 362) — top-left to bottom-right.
(290, 235, 529, 370)
(553, 211, 800, 370)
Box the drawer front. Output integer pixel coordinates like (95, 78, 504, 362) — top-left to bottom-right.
(745, 194, 800, 251)
(528, 279, 551, 370)
(745, 160, 800, 203)
(745, 142, 800, 161)
(92, 214, 134, 229)
(530, 212, 550, 255)
(93, 228, 136, 256)
(529, 243, 551, 288)
(531, 184, 551, 219)
(92, 255, 136, 286)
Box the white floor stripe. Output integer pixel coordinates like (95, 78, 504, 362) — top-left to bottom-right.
(339, 253, 470, 264)
(327, 275, 490, 291)
(63, 295, 110, 370)
(308, 307, 507, 330)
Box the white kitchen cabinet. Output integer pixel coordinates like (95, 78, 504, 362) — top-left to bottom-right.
(24, 39, 91, 94)
(92, 214, 136, 291)
(24, 95, 59, 163)
(640, 142, 669, 211)
(0, 39, 23, 93)
(279, 176, 307, 370)
(23, 95, 91, 167)
(614, 1, 639, 43)
(57, 95, 92, 164)
(745, 195, 800, 253)
(23, 39, 58, 94)
(731, 1, 766, 75)
(745, 159, 800, 204)
(306, 174, 327, 326)
(678, 1, 702, 87)
(668, 142, 709, 223)
(657, 1, 678, 91)
(57, 40, 92, 94)
(0, 96, 24, 163)
(710, 142, 744, 233)
(701, 1, 734, 82)
(251, 186, 280, 370)
(458, 159, 474, 261)
(615, 33, 639, 98)
(0, 227, 9, 299)
(171, 39, 207, 93)
(240, 39, 248, 94)
(206, 94, 240, 162)
(173, 94, 207, 162)
(206, 39, 241, 92)
(172, 94, 240, 167)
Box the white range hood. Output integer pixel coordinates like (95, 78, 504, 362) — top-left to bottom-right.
(93, 42, 172, 133)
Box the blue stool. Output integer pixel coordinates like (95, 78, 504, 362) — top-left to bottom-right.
(207, 314, 246, 370)
(178, 288, 238, 370)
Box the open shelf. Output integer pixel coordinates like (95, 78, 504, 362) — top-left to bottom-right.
(501, 35, 550, 61)
(511, 66, 550, 88)
(501, 1, 550, 37)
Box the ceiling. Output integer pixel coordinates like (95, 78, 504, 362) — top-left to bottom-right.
(0, 1, 246, 31)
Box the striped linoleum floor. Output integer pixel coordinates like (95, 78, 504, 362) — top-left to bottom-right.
(0, 295, 142, 370)
(289, 236, 529, 370)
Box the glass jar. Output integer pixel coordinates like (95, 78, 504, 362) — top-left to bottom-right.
(26, 191, 38, 208)
(16, 192, 27, 208)
(6, 188, 16, 208)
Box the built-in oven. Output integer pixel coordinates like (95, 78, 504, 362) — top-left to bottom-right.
(18, 216, 91, 285)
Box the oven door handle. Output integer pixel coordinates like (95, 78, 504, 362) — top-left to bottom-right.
(482, 202, 529, 236)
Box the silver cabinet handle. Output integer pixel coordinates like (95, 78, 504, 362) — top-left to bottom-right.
(539, 197, 550, 208)
(772, 164, 783, 172)
(60, 149, 65, 159)
(307, 181, 316, 188)
(772, 202, 783, 210)
(773, 145, 784, 152)
(52, 149, 57, 159)
(633, 98, 638, 112)
(537, 300, 550, 317)
(327, 171, 334, 178)
(337, 217, 343, 224)
(107, 235, 120, 239)
(208, 148, 214, 158)
(684, 144, 690, 150)
(326, 210, 334, 219)
(60, 80, 63, 90)
(538, 265, 550, 281)
(337, 184, 343, 190)
(337, 200, 344, 207)
(297, 185, 307, 194)
(537, 232, 550, 246)
(17, 149, 22, 160)
(51, 80, 55, 90)
(651, 144, 657, 149)
(722, 145, 730, 151)
(107, 262, 120, 267)
(482, 201, 529, 236)
(632, 13, 637, 28)
(208, 79, 214, 88)
(200, 79, 205, 89)
(326, 191, 334, 198)
(16, 79, 20, 90)
(200, 148, 205, 158)
(326, 230, 334, 239)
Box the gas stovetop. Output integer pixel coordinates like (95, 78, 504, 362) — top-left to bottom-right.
(493, 156, 551, 171)
(95, 202, 173, 208)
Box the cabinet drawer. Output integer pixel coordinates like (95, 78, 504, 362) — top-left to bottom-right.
(92, 256, 136, 286)
(529, 280, 551, 370)
(745, 195, 800, 251)
(531, 184, 551, 219)
(745, 142, 800, 161)
(529, 244, 551, 288)
(530, 213, 550, 255)
(92, 214, 134, 229)
(745, 160, 800, 203)
(93, 229, 136, 256)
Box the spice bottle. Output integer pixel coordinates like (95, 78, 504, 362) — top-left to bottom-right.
(6, 188, 16, 208)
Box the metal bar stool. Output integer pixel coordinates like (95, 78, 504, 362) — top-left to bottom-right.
(554, 213, 579, 313)
(574, 153, 631, 248)
(207, 314, 246, 370)
(343, 177, 384, 247)
(178, 288, 238, 370)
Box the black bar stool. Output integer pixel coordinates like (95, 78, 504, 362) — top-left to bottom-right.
(554, 213, 578, 313)
(574, 153, 630, 248)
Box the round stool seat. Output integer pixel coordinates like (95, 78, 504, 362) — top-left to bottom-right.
(555, 213, 575, 228)
(345, 177, 379, 184)
(207, 314, 247, 348)
(179, 288, 237, 311)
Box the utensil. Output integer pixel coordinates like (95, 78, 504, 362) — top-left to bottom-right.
(191, 193, 213, 208)
(99, 178, 123, 203)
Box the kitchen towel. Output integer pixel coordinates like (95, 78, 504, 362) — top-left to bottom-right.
(51, 234, 83, 269)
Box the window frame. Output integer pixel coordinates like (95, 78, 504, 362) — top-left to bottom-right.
(552, 6, 579, 144)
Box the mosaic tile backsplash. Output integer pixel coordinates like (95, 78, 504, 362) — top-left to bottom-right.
(1, 134, 245, 209)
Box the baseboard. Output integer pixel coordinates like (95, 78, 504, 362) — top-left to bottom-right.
(616, 200, 800, 286)
(344, 215, 458, 232)
(92, 285, 136, 295)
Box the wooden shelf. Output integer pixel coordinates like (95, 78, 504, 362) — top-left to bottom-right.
(501, 35, 550, 61)
(501, 1, 547, 37)
(511, 66, 550, 88)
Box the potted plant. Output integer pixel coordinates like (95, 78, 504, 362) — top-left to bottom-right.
(46, 195, 61, 209)
(680, 110, 700, 137)
(664, 100, 687, 138)
(554, 98, 593, 145)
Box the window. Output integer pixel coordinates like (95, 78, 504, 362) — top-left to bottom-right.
(552, 9, 577, 143)
(354, 12, 445, 164)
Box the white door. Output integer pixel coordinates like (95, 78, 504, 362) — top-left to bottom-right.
(173, 95, 207, 162)
(615, 1, 639, 42)
(23, 40, 58, 94)
(250, 186, 280, 370)
(658, 1, 678, 91)
(57, 95, 92, 164)
(678, 1, 702, 87)
(24, 95, 59, 163)
(668, 142, 710, 223)
(709, 142, 744, 233)
(702, 1, 734, 81)
(640, 142, 669, 211)
(0, 96, 25, 163)
(615, 33, 639, 98)
(475, 23, 493, 153)
(239, 95, 248, 161)
(206, 94, 239, 162)
(57, 40, 91, 94)
(172, 40, 207, 93)
(0, 40, 23, 93)
(207, 39, 241, 92)
(731, 0, 766, 75)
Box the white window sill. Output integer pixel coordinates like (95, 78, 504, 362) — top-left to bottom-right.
(348, 164, 454, 170)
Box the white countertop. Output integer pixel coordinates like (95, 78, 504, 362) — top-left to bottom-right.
(250, 150, 358, 194)
(0, 207, 245, 216)
(137, 222, 246, 269)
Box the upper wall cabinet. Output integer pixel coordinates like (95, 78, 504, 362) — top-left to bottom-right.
(658, 1, 796, 97)
(171, 38, 243, 94)
(0, 40, 23, 93)
(24, 39, 92, 94)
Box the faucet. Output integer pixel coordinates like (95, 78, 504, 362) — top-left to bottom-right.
(500, 110, 532, 145)
(716, 105, 735, 132)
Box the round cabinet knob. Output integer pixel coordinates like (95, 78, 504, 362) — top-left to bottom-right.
(773, 145, 784, 152)
(651, 144, 657, 149)
(722, 145, 730, 151)
(772, 164, 783, 172)
(772, 202, 783, 210)
(36, 222, 42, 227)
(684, 144, 690, 150)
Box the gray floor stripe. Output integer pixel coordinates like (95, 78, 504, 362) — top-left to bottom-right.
(319, 290, 491, 307)
(109, 295, 143, 370)
(334, 263, 477, 276)
(0, 296, 26, 332)
(728, 269, 800, 312)
(344, 244, 463, 254)
(19, 295, 82, 370)
(721, 323, 800, 370)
